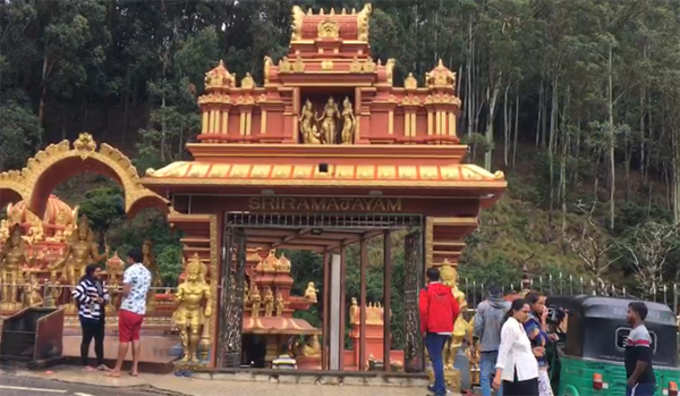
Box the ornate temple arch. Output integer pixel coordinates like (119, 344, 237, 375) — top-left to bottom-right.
(0, 133, 168, 217)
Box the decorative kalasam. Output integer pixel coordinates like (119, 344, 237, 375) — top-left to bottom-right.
(173, 253, 212, 364)
(49, 215, 108, 286)
(340, 97, 356, 144)
(0, 225, 27, 309)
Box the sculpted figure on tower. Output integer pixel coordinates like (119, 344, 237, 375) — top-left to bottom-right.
(316, 97, 340, 144)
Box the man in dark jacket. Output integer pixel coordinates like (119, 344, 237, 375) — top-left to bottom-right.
(419, 267, 460, 396)
(474, 284, 509, 396)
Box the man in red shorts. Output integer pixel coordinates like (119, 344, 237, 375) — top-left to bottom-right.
(108, 247, 151, 377)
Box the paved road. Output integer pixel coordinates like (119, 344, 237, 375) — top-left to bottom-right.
(0, 373, 179, 396)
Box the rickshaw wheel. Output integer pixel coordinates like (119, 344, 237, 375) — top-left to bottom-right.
(562, 384, 580, 396)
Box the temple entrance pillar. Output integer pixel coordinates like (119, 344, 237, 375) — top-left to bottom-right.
(404, 230, 424, 372)
(218, 226, 246, 368)
(328, 253, 342, 370)
(383, 230, 392, 371)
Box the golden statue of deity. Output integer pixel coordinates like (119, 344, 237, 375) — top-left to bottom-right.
(173, 254, 212, 363)
(301, 334, 321, 357)
(263, 286, 274, 317)
(304, 281, 318, 303)
(340, 97, 356, 144)
(250, 283, 261, 319)
(440, 260, 472, 370)
(299, 99, 322, 144)
(275, 290, 286, 317)
(24, 273, 43, 307)
(143, 239, 162, 288)
(50, 215, 108, 285)
(0, 225, 27, 307)
(316, 97, 340, 144)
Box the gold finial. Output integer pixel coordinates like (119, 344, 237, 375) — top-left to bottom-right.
(438, 58, 444, 67)
(241, 72, 255, 89)
(341, 8, 347, 14)
(404, 72, 418, 89)
(307, 8, 313, 15)
(320, 8, 324, 15)
(330, 8, 335, 15)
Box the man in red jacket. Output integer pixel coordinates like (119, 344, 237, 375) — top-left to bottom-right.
(420, 266, 460, 396)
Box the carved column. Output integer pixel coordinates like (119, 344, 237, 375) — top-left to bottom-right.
(404, 229, 424, 372)
(218, 226, 246, 368)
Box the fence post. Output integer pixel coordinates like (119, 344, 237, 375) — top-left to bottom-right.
(674, 284, 678, 315)
(472, 280, 477, 307)
(569, 274, 573, 296)
(664, 284, 668, 306)
(559, 272, 563, 295)
(580, 277, 584, 295)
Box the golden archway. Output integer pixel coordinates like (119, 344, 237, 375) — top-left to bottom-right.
(0, 133, 168, 217)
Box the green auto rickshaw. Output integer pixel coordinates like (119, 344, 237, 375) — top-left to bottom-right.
(546, 296, 680, 396)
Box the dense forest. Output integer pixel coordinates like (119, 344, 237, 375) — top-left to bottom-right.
(3, 0, 680, 309)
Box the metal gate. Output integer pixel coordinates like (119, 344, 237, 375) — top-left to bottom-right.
(217, 211, 424, 370)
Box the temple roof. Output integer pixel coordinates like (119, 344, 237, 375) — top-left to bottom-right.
(144, 160, 505, 188)
(243, 316, 321, 335)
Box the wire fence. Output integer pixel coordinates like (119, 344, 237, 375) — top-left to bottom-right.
(460, 275, 680, 314)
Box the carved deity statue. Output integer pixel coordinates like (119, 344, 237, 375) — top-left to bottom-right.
(340, 97, 356, 144)
(440, 260, 472, 370)
(263, 286, 274, 317)
(0, 225, 27, 306)
(304, 281, 318, 303)
(299, 99, 322, 144)
(301, 334, 321, 357)
(275, 290, 286, 317)
(50, 215, 109, 285)
(24, 274, 43, 307)
(173, 254, 212, 363)
(143, 239, 162, 288)
(250, 283, 261, 319)
(316, 97, 340, 144)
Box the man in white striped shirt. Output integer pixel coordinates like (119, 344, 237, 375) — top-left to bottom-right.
(72, 263, 110, 371)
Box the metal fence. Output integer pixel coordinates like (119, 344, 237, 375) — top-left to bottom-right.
(460, 275, 680, 315)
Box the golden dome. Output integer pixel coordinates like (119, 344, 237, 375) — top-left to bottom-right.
(204, 60, 235, 92)
(425, 59, 456, 89)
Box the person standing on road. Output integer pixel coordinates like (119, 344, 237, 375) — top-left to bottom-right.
(625, 302, 656, 396)
(108, 248, 151, 378)
(72, 264, 110, 372)
(524, 292, 553, 396)
(474, 284, 510, 396)
(493, 298, 540, 396)
(419, 267, 460, 396)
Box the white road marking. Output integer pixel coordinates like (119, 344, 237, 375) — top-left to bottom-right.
(0, 384, 67, 393)
(74, 393, 95, 396)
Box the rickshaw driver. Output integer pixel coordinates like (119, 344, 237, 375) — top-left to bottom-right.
(625, 302, 656, 396)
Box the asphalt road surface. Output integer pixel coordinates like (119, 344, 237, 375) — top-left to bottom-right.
(0, 373, 178, 396)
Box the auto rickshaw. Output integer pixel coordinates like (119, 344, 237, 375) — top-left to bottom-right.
(546, 296, 680, 396)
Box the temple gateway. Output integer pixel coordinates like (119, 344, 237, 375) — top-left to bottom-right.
(0, 4, 505, 375)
